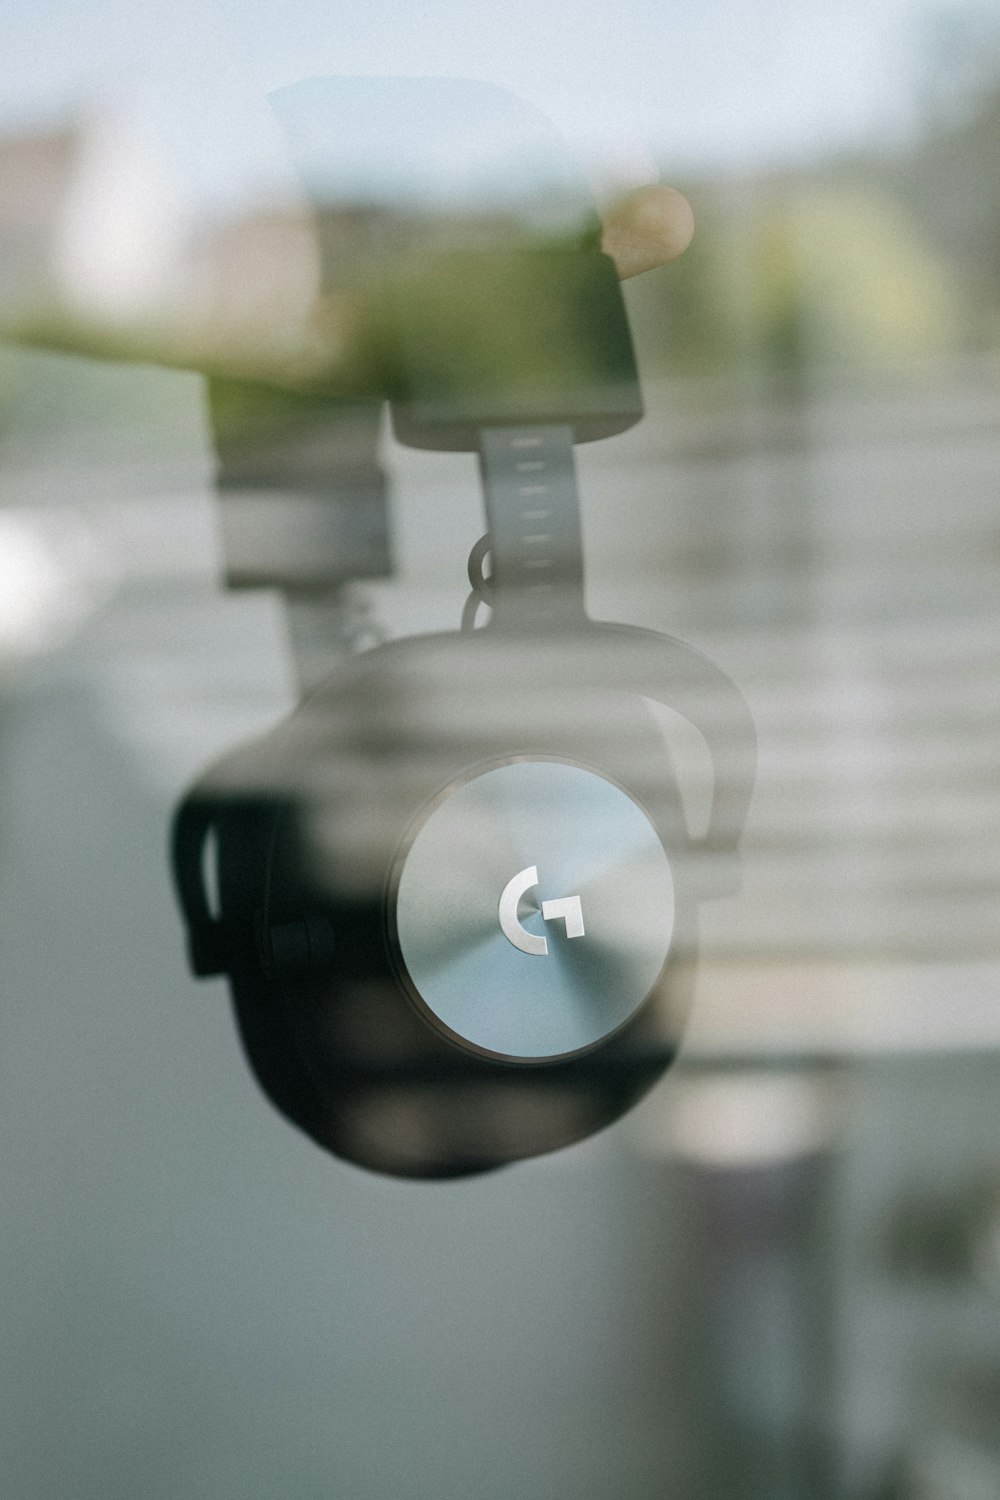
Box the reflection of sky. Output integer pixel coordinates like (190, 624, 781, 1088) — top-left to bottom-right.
(268, 76, 593, 212)
(0, 0, 989, 201)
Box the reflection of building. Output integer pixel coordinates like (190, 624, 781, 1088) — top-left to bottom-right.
(0, 124, 78, 300)
(0, 116, 316, 373)
(0, 116, 186, 334)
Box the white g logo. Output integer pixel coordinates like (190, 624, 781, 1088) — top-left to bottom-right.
(498, 866, 585, 957)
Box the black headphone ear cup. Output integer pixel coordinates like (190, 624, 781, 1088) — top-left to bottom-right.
(171, 787, 332, 1149)
(171, 621, 752, 1179)
(252, 643, 699, 1177)
(214, 801, 338, 1152)
(227, 965, 333, 1152)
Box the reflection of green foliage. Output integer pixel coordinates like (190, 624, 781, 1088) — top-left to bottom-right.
(383, 242, 638, 430)
(209, 234, 642, 452)
(625, 194, 739, 378)
(632, 61, 1000, 382)
(630, 178, 963, 379)
(745, 187, 960, 368)
(793, 190, 957, 360)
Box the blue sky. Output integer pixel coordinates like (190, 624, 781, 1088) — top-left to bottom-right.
(0, 0, 991, 207)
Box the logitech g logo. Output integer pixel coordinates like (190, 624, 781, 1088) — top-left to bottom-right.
(498, 865, 585, 957)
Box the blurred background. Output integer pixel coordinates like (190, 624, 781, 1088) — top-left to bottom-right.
(1, 1, 999, 1497)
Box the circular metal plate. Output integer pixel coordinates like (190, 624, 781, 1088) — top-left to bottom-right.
(391, 760, 675, 1061)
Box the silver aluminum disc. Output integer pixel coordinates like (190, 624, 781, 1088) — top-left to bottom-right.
(392, 760, 675, 1061)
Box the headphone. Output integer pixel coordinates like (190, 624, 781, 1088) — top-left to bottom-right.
(171, 79, 756, 1179)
